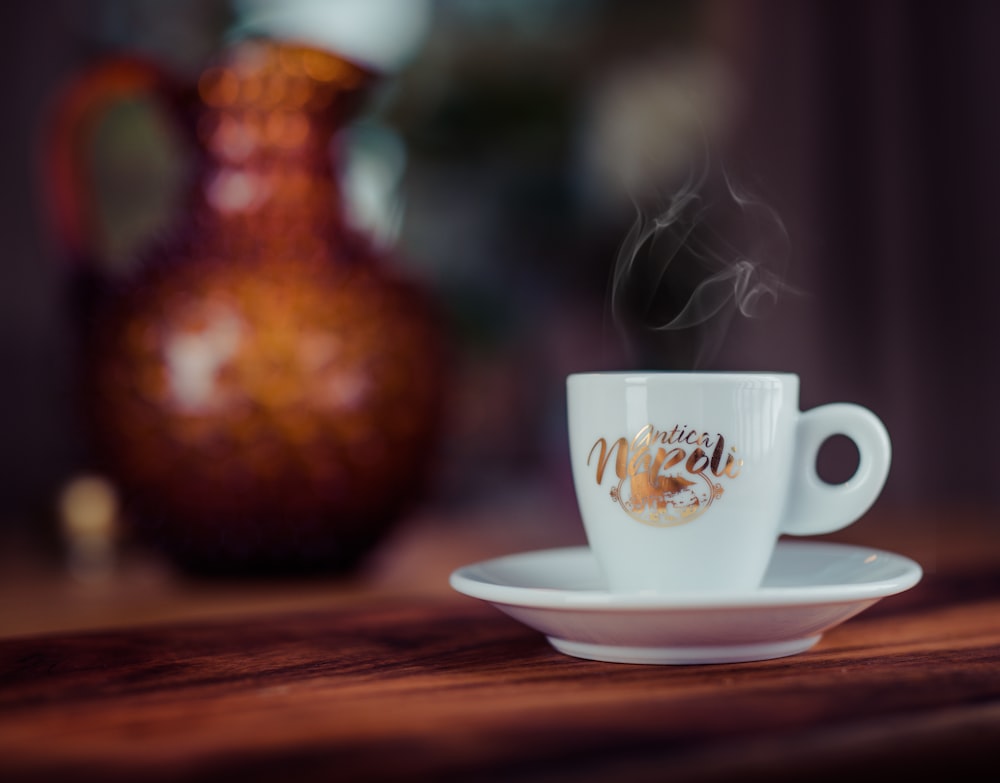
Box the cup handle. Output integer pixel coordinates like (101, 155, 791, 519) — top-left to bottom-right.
(781, 403, 892, 536)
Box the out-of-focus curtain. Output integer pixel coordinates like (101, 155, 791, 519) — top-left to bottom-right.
(708, 0, 1000, 508)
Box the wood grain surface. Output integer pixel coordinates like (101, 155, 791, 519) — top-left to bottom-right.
(0, 506, 998, 782)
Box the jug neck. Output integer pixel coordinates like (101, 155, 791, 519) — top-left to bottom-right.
(188, 40, 374, 239)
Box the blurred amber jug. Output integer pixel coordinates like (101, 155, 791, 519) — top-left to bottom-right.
(44, 38, 448, 574)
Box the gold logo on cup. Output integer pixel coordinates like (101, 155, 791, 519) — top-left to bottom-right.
(587, 423, 743, 527)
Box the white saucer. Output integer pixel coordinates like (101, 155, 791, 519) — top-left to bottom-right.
(449, 540, 922, 665)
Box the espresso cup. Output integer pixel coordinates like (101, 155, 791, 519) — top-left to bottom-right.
(566, 372, 891, 594)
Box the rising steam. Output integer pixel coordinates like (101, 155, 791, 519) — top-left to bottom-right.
(608, 150, 795, 368)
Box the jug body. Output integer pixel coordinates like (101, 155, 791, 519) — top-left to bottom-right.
(51, 39, 448, 574)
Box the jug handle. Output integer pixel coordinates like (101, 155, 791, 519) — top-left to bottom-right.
(42, 55, 188, 266)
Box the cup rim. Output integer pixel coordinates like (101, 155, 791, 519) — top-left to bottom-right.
(567, 370, 798, 383)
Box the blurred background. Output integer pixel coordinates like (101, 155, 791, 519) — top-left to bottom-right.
(0, 0, 997, 597)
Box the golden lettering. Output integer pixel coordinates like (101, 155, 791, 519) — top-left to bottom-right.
(588, 437, 628, 484)
(631, 424, 653, 450)
(660, 447, 685, 473)
(686, 447, 710, 475)
(650, 447, 667, 479)
(710, 436, 727, 475)
(628, 446, 652, 478)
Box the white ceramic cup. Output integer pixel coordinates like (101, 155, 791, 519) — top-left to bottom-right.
(566, 372, 892, 594)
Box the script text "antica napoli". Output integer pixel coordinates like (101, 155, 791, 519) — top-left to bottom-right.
(587, 423, 743, 485)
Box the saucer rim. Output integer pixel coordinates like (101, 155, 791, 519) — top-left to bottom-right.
(449, 540, 923, 611)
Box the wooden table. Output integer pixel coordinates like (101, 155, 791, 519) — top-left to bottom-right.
(0, 499, 998, 782)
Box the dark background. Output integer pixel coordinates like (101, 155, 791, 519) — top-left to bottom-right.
(0, 0, 997, 550)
